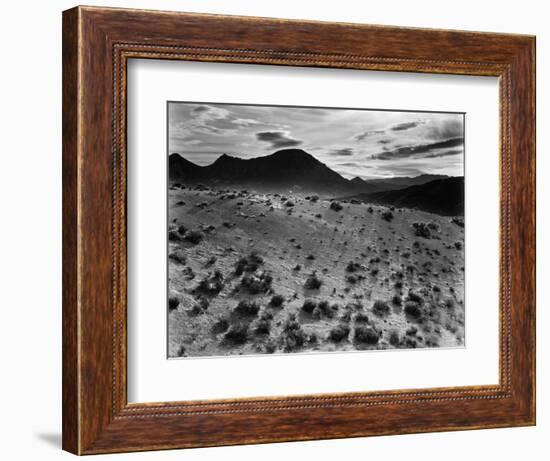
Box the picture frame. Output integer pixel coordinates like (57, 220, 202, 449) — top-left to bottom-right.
(62, 5, 535, 455)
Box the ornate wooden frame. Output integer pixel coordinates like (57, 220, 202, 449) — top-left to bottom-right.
(62, 5, 536, 455)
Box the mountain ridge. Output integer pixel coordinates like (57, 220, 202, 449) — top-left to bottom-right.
(341, 176, 464, 216)
(169, 149, 456, 197)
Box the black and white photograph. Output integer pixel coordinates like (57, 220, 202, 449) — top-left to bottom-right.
(167, 101, 465, 358)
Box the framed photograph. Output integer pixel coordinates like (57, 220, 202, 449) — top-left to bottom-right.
(62, 6, 535, 455)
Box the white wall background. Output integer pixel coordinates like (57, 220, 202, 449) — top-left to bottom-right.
(0, 1, 545, 459)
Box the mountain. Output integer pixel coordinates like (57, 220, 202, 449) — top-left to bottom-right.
(361, 174, 450, 192)
(169, 149, 355, 193)
(343, 176, 464, 216)
(169, 149, 455, 200)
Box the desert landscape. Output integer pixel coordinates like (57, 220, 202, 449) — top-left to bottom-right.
(167, 147, 465, 358)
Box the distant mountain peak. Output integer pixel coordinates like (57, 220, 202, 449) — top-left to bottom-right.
(350, 176, 366, 184)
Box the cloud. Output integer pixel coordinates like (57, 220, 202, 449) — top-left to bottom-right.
(192, 105, 210, 113)
(255, 131, 302, 149)
(371, 137, 463, 160)
(232, 118, 262, 126)
(329, 147, 354, 156)
(390, 121, 424, 131)
(424, 148, 462, 159)
(353, 129, 384, 141)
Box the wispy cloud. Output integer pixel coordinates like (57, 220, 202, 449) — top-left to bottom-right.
(329, 147, 354, 156)
(371, 137, 463, 160)
(390, 121, 424, 131)
(424, 148, 463, 159)
(352, 129, 384, 141)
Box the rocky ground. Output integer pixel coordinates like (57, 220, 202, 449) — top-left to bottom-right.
(167, 182, 465, 358)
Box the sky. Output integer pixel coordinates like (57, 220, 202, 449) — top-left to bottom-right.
(168, 102, 464, 180)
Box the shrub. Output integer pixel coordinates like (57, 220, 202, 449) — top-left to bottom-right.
(451, 217, 465, 227)
(328, 324, 351, 342)
(310, 195, 319, 202)
(354, 326, 379, 345)
(412, 222, 431, 238)
(264, 341, 277, 354)
(381, 210, 394, 222)
(304, 274, 322, 290)
(285, 200, 295, 207)
(168, 230, 181, 241)
(168, 296, 180, 311)
(254, 319, 271, 335)
(404, 301, 423, 320)
(454, 241, 463, 250)
(407, 291, 424, 304)
(239, 271, 273, 294)
(211, 317, 230, 334)
(223, 323, 249, 345)
(354, 313, 370, 323)
(189, 296, 209, 315)
(306, 254, 316, 260)
(346, 261, 363, 273)
(234, 300, 260, 317)
(269, 294, 284, 308)
(330, 201, 343, 211)
(301, 299, 317, 314)
(388, 330, 400, 346)
(183, 229, 205, 244)
(372, 300, 390, 316)
(392, 295, 402, 306)
(175, 345, 186, 357)
(194, 270, 224, 296)
(280, 316, 305, 352)
(444, 298, 455, 309)
(168, 249, 186, 264)
(312, 300, 336, 319)
(347, 302, 364, 311)
(234, 251, 263, 275)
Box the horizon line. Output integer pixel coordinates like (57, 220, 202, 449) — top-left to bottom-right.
(169, 151, 463, 181)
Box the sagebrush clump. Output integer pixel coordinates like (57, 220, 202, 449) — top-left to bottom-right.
(233, 300, 260, 317)
(223, 323, 249, 345)
(330, 201, 343, 211)
(372, 300, 390, 316)
(354, 325, 379, 345)
(328, 324, 350, 342)
(239, 270, 273, 294)
(304, 273, 322, 290)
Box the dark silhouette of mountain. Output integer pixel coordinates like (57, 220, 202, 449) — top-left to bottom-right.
(169, 149, 455, 199)
(343, 177, 464, 216)
(169, 155, 204, 180)
(170, 149, 357, 193)
(361, 174, 450, 192)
